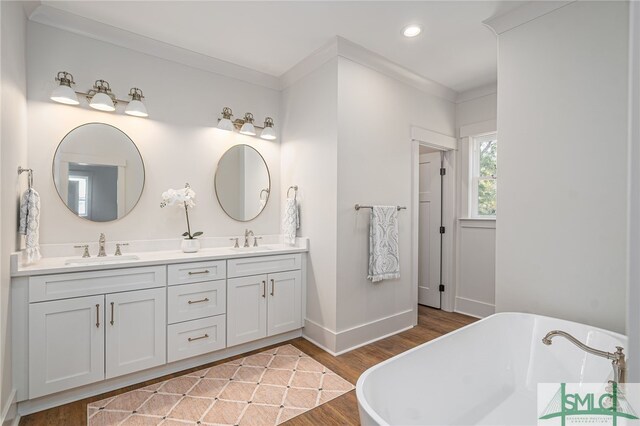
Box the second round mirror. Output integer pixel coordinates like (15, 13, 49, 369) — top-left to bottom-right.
(215, 144, 270, 222)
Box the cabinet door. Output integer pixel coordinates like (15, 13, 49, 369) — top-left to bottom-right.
(267, 271, 302, 336)
(29, 295, 105, 398)
(106, 288, 166, 379)
(227, 275, 267, 347)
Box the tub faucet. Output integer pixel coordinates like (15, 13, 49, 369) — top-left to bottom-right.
(244, 229, 254, 248)
(542, 330, 626, 384)
(98, 233, 107, 257)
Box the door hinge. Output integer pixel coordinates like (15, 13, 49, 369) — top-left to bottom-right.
(439, 284, 445, 292)
(440, 168, 446, 176)
(439, 226, 445, 234)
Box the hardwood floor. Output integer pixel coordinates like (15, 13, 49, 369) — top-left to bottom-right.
(20, 306, 476, 425)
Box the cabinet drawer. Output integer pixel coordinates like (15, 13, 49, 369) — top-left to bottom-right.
(167, 261, 226, 286)
(227, 254, 301, 278)
(168, 280, 226, 324)
(167, 315, 226, 362)
(29, 266, 166, 302)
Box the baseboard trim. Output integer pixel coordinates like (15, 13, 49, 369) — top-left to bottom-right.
(17, 329, 302, 416)
(335, 309, 414, 354)
(301, 334, 339, 357)
(1, 389, 17, 426)
(303, 309, 416, 355)
(302, 318, 338, 353)
(455, 297, 495, 318)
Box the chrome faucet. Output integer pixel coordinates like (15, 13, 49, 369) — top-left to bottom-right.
(542, 330, 627, 384)
(244, 229, 254, 248)
(98, 233, 107, 257)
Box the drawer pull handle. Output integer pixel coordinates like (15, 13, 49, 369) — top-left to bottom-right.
(110, 302, 114, 325)
(188, 334, 209, 342)
(187, 297, 210, 305)
(96, 304, 100, 328)
(188, 270, 210, 275)
(270, 279, 275, 296)
(262, 281, 266, 298)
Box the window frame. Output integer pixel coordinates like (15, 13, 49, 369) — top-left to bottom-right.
(68, 174, 91, 218)
(470, 132, 497, 219)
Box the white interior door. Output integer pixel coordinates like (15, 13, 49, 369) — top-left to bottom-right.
(418, 151, 442, 308)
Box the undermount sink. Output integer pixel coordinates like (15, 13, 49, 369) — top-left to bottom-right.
(229, 246, 273, 253)
(64, 254, 140, 266)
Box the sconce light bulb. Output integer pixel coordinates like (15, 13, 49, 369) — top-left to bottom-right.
(89, 92, 116, 112)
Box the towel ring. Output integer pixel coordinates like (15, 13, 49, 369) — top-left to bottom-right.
(18, 167, 33, 189)
(287, 185, 298, 200)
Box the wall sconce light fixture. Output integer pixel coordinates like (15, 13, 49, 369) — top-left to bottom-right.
(50, 71, 148, 118)
(50, 71, 79, 105)
(216, 107, 276, 140)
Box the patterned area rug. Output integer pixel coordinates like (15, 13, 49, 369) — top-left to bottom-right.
(88, 344, 354, 425)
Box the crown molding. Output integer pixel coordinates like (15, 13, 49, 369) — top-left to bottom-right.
(28, 5, 458, 100)
(483, 1, 575, 35)
(278, 38, 339, 90)
(28, 4, 281, 90)
(335, 37, 457, 102)
(456, 82, 497, 104)
(280, 36, 458, 102)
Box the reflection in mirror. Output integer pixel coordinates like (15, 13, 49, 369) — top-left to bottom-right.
(52, 123, 145, 222)
(215, 144, 270, 222)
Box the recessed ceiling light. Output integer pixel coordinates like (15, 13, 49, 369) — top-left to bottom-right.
(402, 25, 422, 38)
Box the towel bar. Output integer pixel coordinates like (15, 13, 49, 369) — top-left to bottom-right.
(355, 204, 406, 211)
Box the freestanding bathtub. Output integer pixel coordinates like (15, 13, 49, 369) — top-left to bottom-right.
(356, 313, 628, 425)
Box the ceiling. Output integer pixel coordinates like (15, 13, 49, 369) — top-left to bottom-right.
(42, 1, 525, 93)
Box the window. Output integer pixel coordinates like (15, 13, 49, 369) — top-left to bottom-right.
(471, 133, 497, 217)
(68, 175, 90, 217)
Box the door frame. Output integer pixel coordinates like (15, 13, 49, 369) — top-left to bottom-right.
(411, 127, 457, 323)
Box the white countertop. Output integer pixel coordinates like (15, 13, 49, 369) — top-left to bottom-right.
(11, 242, 308, 277)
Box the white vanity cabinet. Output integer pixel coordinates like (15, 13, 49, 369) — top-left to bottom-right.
(29, 295, 105, 398)
(227, 254, 302, 347)
(105, 288, 166, 379)
(26, 266, 167, 398)
(13, 246, 307, 411)
(166, 261, 227, 363)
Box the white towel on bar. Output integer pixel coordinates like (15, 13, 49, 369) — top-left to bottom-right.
(19, 187, 42, 264)
(282, 197, 300, 246)
(368, 205, 400, 282)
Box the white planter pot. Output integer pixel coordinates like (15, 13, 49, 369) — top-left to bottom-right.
(181, 238, 200, 253)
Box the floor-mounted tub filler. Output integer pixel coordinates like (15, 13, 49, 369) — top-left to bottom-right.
(356, 313, 634, 425)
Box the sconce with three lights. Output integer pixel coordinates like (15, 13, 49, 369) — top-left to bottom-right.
(216, 107, 276, 140)
(50, 72, 277, 140)
(50, 71, 148, 117)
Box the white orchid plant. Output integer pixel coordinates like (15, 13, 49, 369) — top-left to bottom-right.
(160, 183, 203, 240)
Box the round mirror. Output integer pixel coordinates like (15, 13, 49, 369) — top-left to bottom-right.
(52, 123, 145, 222)
(215, 144, 270, 222)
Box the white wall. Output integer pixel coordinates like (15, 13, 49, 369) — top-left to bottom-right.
(27, 22, 282, 245)
(0, 2, 29, 424)
(281, 58, 339, 347)
(495, 1, 629, 333)
(335, 57, 456, 350)
(627, 0, 640, 382)
(454, 88, 497, 318)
